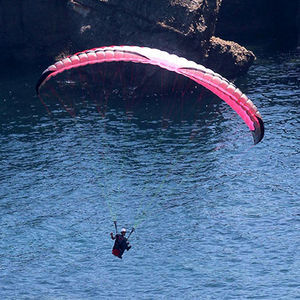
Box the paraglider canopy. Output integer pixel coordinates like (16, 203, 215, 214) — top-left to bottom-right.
(36, 45, 264, 144)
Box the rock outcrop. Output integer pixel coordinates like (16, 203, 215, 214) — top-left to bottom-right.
(0, 0, 256, 78)
(205, 37, 255, 78)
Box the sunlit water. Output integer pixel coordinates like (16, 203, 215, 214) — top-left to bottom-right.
(0, 51, 299, 299)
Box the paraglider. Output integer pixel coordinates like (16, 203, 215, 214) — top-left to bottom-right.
(36, 46, 265, 259)
(36, 45, 264, 144)
(110, 221, 134, 259)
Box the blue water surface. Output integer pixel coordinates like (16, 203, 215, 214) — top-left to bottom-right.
(0, 51, 299, 299)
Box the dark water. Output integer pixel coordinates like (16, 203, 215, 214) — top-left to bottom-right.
(0, 51, 299, 299)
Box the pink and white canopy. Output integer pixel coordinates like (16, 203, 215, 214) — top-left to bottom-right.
(36, 45, 264, 144)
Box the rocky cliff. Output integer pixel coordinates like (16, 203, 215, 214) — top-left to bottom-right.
(0, 0, 257, 78)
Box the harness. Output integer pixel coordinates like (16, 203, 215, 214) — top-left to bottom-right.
(112, 221, 134, 258)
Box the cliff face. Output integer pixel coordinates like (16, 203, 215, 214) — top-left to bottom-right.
(66, 0, 222, 61)
(0, 0, 255, 78)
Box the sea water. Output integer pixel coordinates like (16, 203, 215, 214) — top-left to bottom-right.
(0, 51, 299, 299)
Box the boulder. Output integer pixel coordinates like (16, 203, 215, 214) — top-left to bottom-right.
(205, 37, 255, 78)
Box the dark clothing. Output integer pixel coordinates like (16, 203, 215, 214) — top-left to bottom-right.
(112, 234, 130, 258)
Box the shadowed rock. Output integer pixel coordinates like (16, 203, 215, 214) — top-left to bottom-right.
(0, 0, 257, 77)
